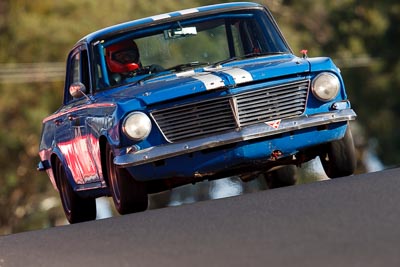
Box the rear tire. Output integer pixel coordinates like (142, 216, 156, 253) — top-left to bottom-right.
(55, 159, 96, 224)
(320, 126, 356, 178)
(106, 143, 148, 215)
(265, 165, 298, 189)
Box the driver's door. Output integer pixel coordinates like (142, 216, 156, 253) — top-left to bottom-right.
(60, 46, 101, 185)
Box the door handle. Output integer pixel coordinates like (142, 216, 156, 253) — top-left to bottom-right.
(54, 119, 63, 126)
(68, 115, 82, 126)
(68, 115, 77, 121)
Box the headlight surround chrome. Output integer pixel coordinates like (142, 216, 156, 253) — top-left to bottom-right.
(122, 112, 152, 141)
(311, 72, 340, 101)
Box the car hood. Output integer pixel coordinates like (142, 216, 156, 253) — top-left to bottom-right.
(112, 54, 311, 106)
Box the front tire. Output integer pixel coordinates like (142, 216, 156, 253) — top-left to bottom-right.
(106, 144, 148, 215)
(320, 126, 356, 178)
(55, 159, 96, 224)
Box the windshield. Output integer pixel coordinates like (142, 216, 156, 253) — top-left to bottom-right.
(94, 9, 291, 90)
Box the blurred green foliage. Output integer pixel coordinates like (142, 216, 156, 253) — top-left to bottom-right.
(0, 0, 398, 234)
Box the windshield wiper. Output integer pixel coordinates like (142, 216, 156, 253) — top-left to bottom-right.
(212, 52, 288, 67)
(167, 62, 210, 72)
(129, 65, 172, 85)
(130, 62, 208, 85)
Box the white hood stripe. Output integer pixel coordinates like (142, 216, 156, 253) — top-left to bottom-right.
(175, 67, 253, 90)
(222, 68, 253, 84)
(193, 73, 225, 90)
(176, 70, 196, 77)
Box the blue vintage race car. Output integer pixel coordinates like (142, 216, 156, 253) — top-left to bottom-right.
(38, 2, 357, 223)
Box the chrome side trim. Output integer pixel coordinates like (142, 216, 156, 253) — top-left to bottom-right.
(114, 109, 356, 167)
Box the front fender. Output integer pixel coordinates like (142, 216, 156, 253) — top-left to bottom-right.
(307, 57, 341, 74)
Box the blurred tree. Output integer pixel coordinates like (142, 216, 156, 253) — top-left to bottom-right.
(325, 1, 400, 165)
(0, 0, 398, 234)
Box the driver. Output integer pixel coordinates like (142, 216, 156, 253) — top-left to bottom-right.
(106, 40, 163, 85)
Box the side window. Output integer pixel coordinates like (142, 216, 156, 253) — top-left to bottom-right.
(71, 53, 80, 84)
(65, 47, 91, 103)
(81, 50, 90, 90)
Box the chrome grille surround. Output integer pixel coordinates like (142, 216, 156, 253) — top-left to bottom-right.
(151, 80, 310, 142)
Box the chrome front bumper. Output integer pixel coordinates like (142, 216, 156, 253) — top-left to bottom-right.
(114, 108, 356, 168)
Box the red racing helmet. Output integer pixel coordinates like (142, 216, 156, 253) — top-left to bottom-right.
(106, 40, 140, 73)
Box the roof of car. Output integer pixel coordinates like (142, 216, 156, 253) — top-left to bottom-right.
(78, 2, 263, 44)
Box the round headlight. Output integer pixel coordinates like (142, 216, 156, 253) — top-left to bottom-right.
(122, 112, 152, 141)
(311, 73, 340, 101)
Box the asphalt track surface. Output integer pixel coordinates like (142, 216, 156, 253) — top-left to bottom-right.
(1, 168, 400, 267)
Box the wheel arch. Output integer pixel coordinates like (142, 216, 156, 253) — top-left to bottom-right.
(50, 149, 78, 192)
(99, 135, 111, 187)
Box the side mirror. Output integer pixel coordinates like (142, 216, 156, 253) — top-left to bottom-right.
(69, 82, 87, 99)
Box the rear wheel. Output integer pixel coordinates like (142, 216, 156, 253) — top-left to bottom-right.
(265, 165, 298, 189)
(55, 159, 96, 223)
(320, 126, 356, 178)
(106, 143, 148, 214)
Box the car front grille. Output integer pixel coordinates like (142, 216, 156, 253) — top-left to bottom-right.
(235, 80, 309, 126)
(151, 80, 309, 142)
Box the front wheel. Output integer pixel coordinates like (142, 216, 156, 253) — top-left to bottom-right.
(320, 126, 356, 178)
(106, 144, 148, 215)
(55, 159, 96, 224)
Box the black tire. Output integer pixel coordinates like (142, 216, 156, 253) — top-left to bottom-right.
(320, 126, 356, 178)
(106, 143, 148, 215)
(265, 165, 298, 189)
(55, 159, 96, 224)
